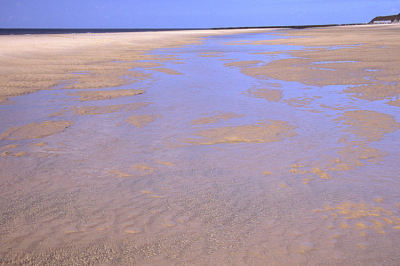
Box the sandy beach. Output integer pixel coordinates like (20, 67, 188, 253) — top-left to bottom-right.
(0, 29, 268, 104)
(0, 25, 399, 265)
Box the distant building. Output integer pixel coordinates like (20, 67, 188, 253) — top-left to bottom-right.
(373, 20, 392, 24)
(369, 13, 400, 24)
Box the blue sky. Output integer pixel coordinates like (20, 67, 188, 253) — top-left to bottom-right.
(0, 0, 399, 28)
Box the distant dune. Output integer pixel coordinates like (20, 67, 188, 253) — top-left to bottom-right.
(369, 13, 400, 24)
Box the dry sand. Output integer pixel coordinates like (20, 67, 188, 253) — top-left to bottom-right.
(1, 25, 400, 265)
(0, 29, 269, 104)
(67, 89, 146, 101)
(335, 110, 399, 142)
(125, 115, 159, 128)
(185, 120, 297, 145)
(230, 24, 400, 104)
(243, 87, 283, 102)
(0, 121, 74, 140)
(190, 112, 245, 125)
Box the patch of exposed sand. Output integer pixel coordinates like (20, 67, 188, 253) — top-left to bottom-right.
(288, 109, 398, 184)
(125, 115, 158, 128)
(12, 152, 27, 157)
(67, 88, 146, 101)
(131, 164, 156, 176)
(224, 60, 264, 68)
(0, 144, 19, 150)
(244, 85, 322, 108)
(244, 87, 283, 102)
(313, 201, 400, 234)
(50, 102, 151, 116)
(152, 68, 183, 75)
(337, 141, 389, 167)
(108, 169, 133, 178)
(387, 98, 400, 107)
(185, 120, 297, 145)
(229, 25, 400, 104)
(191, 112, 245, 125)
(198, 52, 224, 57)
(344, 84, 400, 101)
(191, 116, 220, 125)
(335, 110, 399, 142)
(0, 99, 15, 105)
(29, 142, 47, 147)
(129, 62, 163, 68)
(289, 140, 389, 183)
(283, 96, 322, 108)
(157, 161, 175, 166)
(0, 121, 74, 140)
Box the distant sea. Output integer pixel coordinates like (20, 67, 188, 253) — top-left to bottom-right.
(0, 28, 207, 35)
(0, 24, 365, 35)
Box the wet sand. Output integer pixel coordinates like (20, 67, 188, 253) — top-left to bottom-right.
(1, 25, 400, 265)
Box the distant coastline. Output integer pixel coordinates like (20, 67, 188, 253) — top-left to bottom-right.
(212, 23, 365, 30)
(0, 23, 366, 35)
(0, 28, 207, 35)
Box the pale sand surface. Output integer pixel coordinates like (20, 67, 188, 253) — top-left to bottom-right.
(228, 24, 400, 104)
(1, 26, 400, 265)
(67, 89, 146, 102)
(49, 103, 152, 117)
(0, 29, 269, 104)
(125, 115, 159, 129)
(191, 112, 245, 125)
